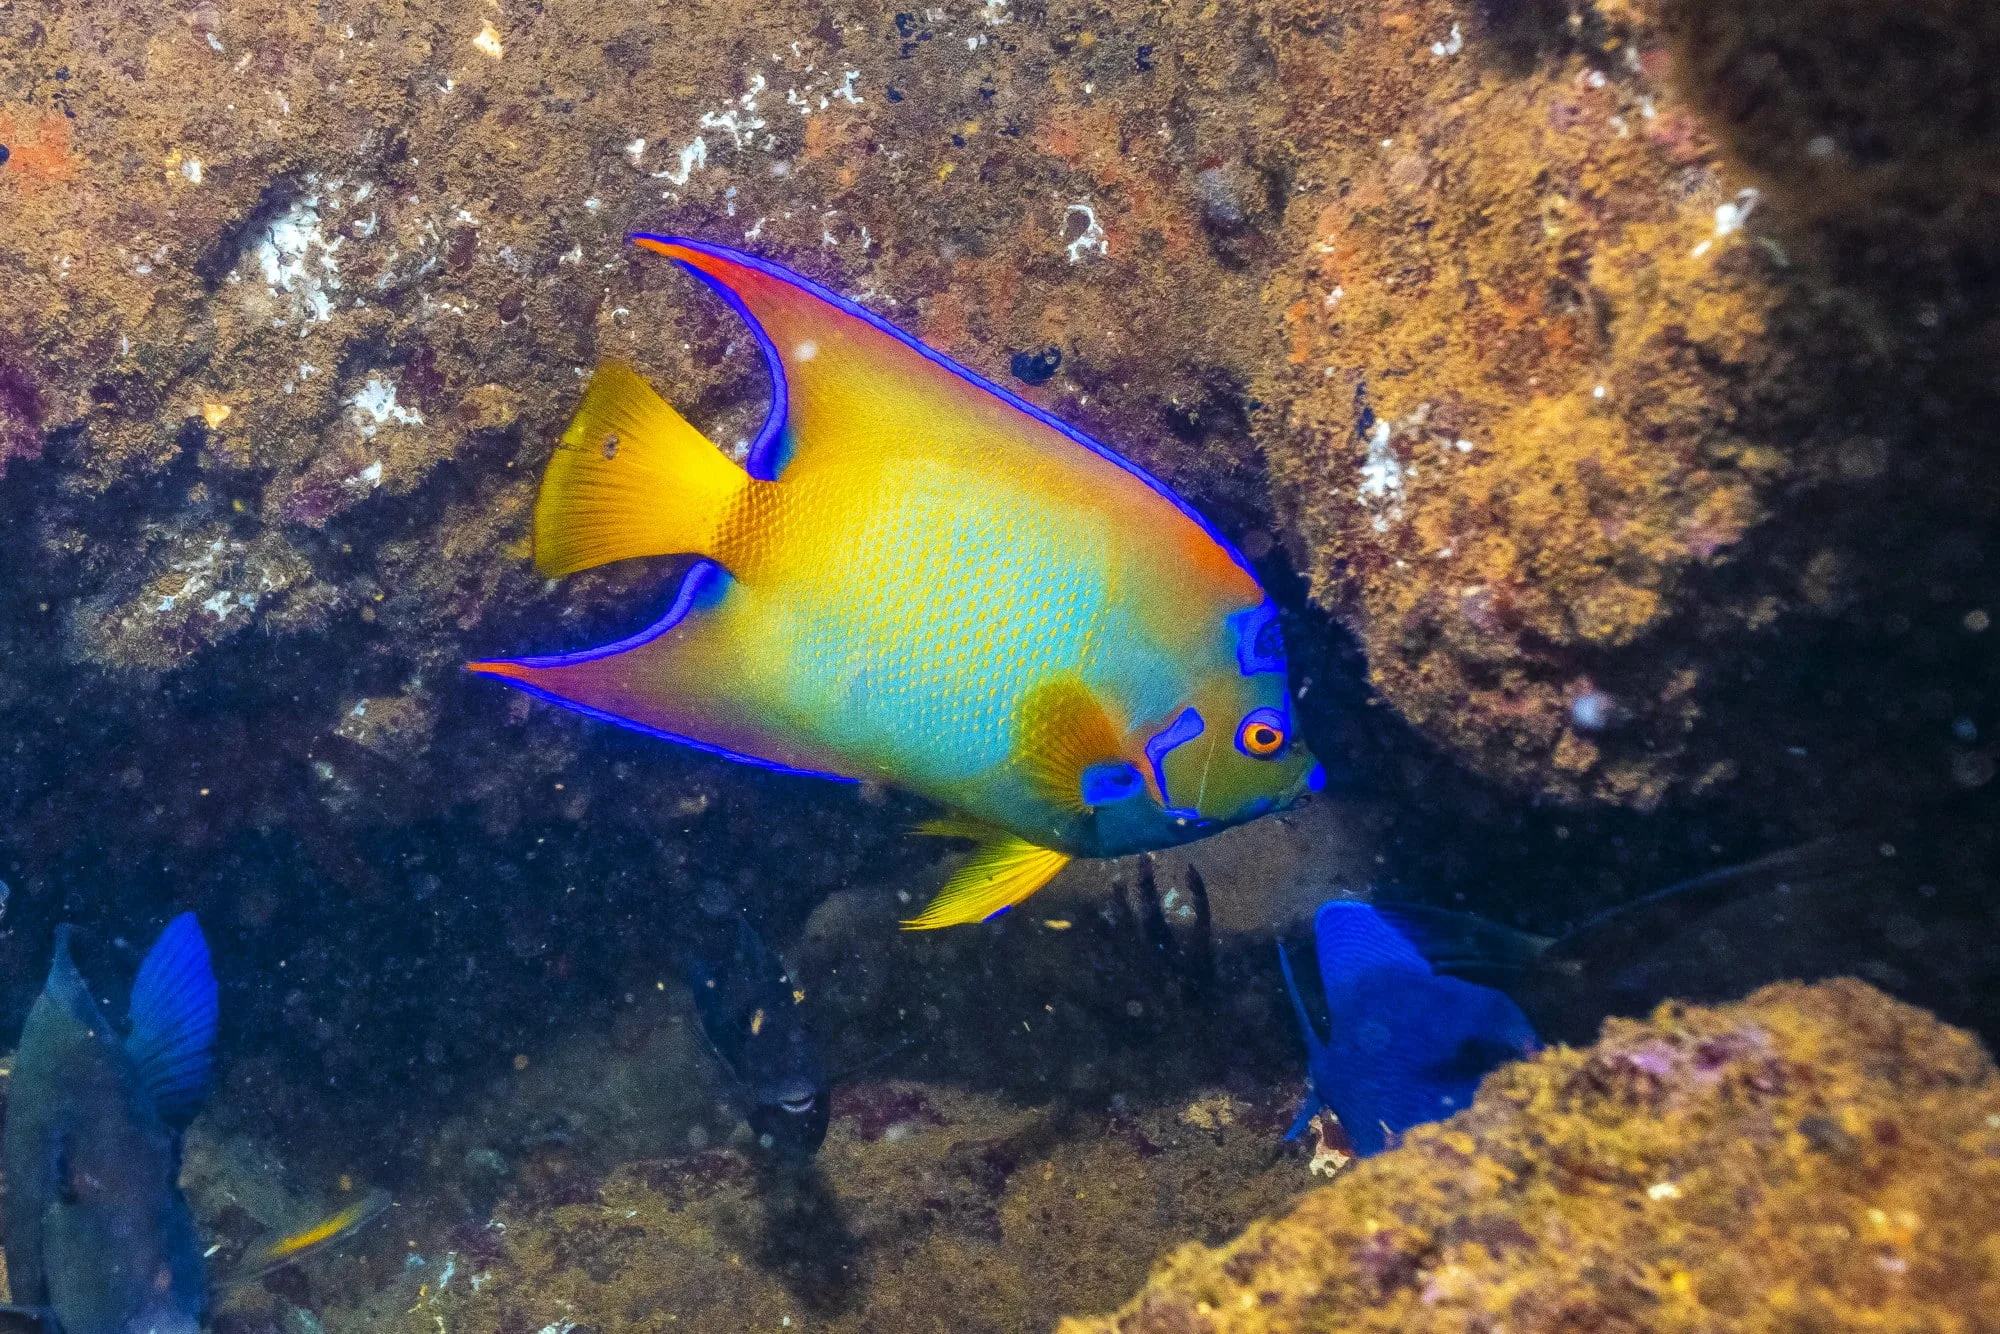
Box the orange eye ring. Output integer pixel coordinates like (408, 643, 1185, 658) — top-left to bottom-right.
(1237, 711, 1287, 758)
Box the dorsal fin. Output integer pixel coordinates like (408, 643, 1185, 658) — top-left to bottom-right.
(41, 925, 108, 1030)
(125, 913, 217, 1129)
(1312, 901, 1433, 1001)
(624, 236, 1252, 586)
(1011, 677, 1130, 814)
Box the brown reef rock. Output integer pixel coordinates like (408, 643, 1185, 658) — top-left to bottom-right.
(0, 0, 1995, 858)
(1259, 0, 2000, 808)
(1063, 978, 2000, 1333)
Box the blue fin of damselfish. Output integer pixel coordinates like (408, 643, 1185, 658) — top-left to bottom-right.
(1274, 928, 1327, 1142)
(124, 913, 218, 1129)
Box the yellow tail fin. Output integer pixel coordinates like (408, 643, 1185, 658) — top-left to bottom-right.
(534, 361, 749, 577)
(903, 832, 1072, 930)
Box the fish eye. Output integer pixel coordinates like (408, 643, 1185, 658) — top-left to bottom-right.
(1236, 708, 1288, 758)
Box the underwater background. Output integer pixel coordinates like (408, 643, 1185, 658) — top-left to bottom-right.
(0, 0, 1998, 1328)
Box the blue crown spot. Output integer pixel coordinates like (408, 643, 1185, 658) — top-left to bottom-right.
(1230, 601, 1285, 676)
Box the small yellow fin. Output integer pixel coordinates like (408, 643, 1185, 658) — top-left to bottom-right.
(221, 1189, 392, 1289)
(535, 360, 749, 577)
(913, 813, 1002, 840)
(903, 836, 1072, 930)
(1012, 678, 1127, 814)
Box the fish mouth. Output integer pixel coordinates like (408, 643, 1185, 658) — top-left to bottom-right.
(778, 1094, 818, 1116)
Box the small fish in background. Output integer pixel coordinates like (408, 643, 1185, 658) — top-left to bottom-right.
(0, 915, 390, 1333)
(682, 915, 830, 1157)
(3, 914, 216, 1334)
(469, 237, 1321, 929)
(1278, 901, 1538, 1158)
(1375, 835, 2000, 1046)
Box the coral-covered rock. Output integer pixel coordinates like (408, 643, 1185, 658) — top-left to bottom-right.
(1062, 978, 2000, 1332)
(2, 0, 1994, 846)
(312, 1079, 1310, 1334)
(1253, 0, 2000, 809)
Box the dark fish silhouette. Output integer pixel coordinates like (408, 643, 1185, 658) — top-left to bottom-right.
(0, 916, 393, 1334)
(3, 915, 216, 1334)
(683, 917, 830, 1157)
(1279, 901, 1537, 1157)
(1372, 836, 2000, 1045)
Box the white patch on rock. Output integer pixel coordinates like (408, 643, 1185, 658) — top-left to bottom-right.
(655, 138, 708, 186)
(1714, 187, 1761, 237)
(1064, 203, 1107, 263)
(251, 188, 342, 327)
(1358, 418, 1403, 499)
(348, 377, 422, 438)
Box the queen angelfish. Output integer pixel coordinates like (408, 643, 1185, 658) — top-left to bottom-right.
(469, 238, 1322, 928)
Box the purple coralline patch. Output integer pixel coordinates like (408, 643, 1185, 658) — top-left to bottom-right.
(0, 346, 43, 472)
(833, 1082, 949, 1142)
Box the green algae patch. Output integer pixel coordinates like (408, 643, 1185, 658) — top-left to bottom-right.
(1064, 978, 2000, 1332)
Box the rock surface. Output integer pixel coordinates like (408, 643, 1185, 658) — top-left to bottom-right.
(1063, 978, 2000, 1333)
(2, 0, 1993, 855)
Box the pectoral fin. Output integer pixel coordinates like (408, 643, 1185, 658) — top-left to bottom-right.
(1013, 677, 1133, 814)
(904, 832, 1072, 930)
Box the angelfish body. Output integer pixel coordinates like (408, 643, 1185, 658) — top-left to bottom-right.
(471, 237, 1319, 927)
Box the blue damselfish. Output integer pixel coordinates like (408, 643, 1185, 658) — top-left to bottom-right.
(1279, 901, 1538, 1157)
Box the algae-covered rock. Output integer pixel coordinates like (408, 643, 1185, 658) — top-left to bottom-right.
(1256, 0, 2000, 809)
(321, 1079, 1310, 1334)
(1, 0, 1994, 857)
(1063, 978, 2000, 1333)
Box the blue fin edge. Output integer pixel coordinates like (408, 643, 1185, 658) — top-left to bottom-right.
(125, 912, 217, 1127)
(470, 561, 856, 784)
(1276, 936, 1325, 1142)
(634, 233, 1260, 580)
(1313, 900, 1434, 994)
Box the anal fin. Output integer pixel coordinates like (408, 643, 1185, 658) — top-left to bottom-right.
(903, 835, 1072, 930)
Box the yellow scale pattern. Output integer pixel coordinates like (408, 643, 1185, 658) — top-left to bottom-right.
(715, 457, 1108, 786)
